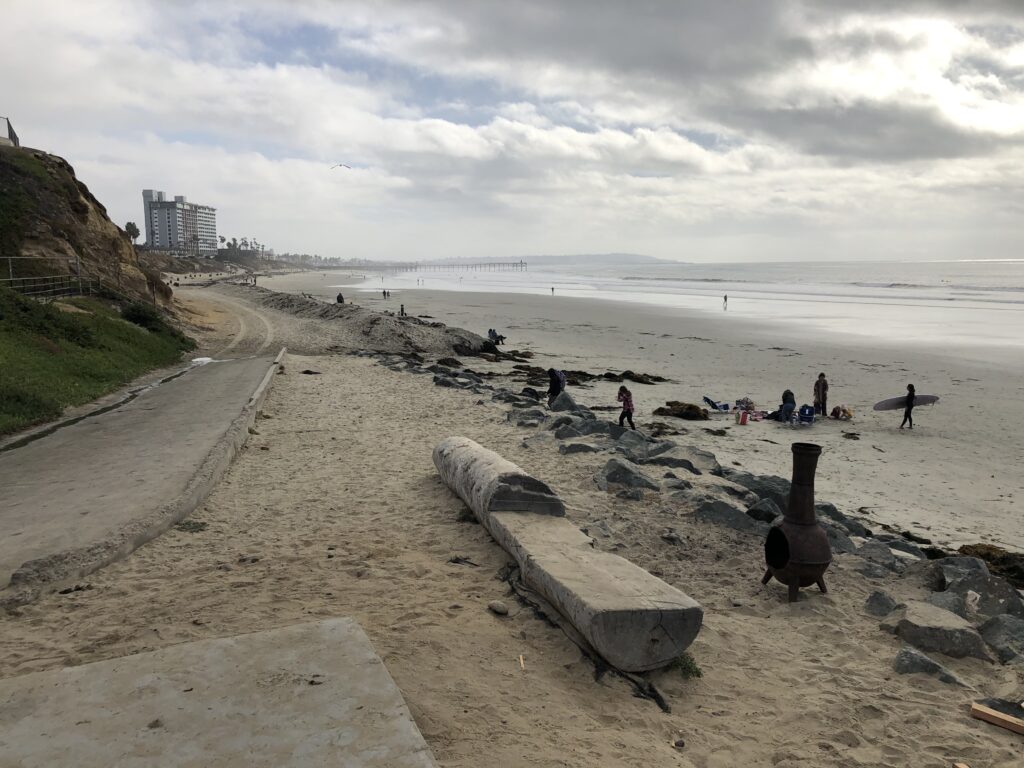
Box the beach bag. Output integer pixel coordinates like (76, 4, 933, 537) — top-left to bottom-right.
(735, 411, 749, 425)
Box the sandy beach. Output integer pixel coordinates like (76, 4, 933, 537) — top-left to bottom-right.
(261, 271, 1024, 552)
(1, 283, 1021, 768)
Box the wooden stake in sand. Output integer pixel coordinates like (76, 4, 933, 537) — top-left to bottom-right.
(518, 654, 525, 671)
(969, 701, 1024, 735)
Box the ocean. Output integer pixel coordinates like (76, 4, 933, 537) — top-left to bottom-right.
(345, 259, 1024, 360)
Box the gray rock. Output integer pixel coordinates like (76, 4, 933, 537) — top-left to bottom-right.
(517, 419, 540, 428)
(856, 541, 901, 571)
(938, 557, 991, 589)
(893, 646, 966, 686)
(547, 414, 577, 431)
(559, 442, 605, 455)
(664, 478, 694, 492)
(746, 498, 782, 524)
(857, 561, 891, 579)
(979, 614, 1024, 663)
(865, 590, 899, 617)
(616, 488, 644, 501)
(575, 420, 614, 437)
(946, 571, 1024, 619)
(926, 591, 970, 620)
(880, 600, 993, 661)
(554, 423, 584, 440)
(646, 440, 678, 458)
(506, 407, 547, 423)
(724, 471, 790, 509)
(550, 391, 581, 412)
(815, 502, 872, 538)
(580, 520, 612, 539)
(433, 374, 459, 388)
(640, 445, 721, 476)
(821, 519, 857, 555)
(455, 371, 483, 384)
(487, 600, 509, 616)
(599, 458, 659, 490)
(879, 537, 927, 560)
(693, 497, 768, 534)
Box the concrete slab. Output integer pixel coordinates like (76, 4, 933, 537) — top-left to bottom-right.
(0, 355, 276, 590)
(0, 618, 437, 768)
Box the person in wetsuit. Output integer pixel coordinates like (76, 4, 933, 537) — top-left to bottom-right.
(900, 384, 916, 430)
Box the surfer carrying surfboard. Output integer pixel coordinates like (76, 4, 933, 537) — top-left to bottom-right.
(900, 384, 915, 430)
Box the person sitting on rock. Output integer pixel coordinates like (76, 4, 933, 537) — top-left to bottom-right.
(336, 292, 344, 304)
(617, 385, 636, 430)
(547, 368, 566, 407)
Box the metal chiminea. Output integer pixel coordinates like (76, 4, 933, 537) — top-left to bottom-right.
(761, 442, 832, 602)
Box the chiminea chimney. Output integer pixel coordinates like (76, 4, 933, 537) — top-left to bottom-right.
(761, 442, 832, 602)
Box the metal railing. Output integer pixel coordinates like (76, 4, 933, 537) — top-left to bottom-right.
(0, 274, 105, 300)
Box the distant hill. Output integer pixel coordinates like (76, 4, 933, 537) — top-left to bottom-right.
(0, 145, 164, 304)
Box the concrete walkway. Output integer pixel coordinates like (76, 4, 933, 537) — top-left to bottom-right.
(0, 618, 437, 767)
(0, 354, 277, 591)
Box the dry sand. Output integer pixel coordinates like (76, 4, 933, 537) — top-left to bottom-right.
(0, 287, 1021, 767)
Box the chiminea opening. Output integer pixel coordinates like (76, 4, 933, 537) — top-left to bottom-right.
(765, 526, 789, 570)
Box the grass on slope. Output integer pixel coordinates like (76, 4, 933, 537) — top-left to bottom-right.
(0, 287, 194, 435)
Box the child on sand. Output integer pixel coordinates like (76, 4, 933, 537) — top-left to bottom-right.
(617, 385, 636, 430)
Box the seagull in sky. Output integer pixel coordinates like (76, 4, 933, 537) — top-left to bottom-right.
(331, 163, 351, 169)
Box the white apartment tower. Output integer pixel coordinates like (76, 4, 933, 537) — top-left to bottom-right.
(142, 189, 218, 257)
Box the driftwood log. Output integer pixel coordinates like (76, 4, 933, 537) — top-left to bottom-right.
(433, 437, 703, 672)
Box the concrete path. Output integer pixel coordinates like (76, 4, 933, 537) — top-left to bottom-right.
(0, 354, 277, 591)
(0, 618, 437, 767)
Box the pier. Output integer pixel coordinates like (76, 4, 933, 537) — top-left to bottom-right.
(385, 260, 527, 274)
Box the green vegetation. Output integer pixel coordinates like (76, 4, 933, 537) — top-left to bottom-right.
(668, 652, 703, 680)
(0, 286, 194, 435)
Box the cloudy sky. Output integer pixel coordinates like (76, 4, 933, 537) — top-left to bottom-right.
(3, 1, 1023, 262)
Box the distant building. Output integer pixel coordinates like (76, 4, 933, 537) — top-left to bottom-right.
(142, 189, 217, 257)
(0, 117, 19, 148)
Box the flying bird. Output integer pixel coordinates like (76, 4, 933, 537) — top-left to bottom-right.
(331, 163, 351, 169)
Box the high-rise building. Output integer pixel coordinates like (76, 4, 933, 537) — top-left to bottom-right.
(142, 189, 217, 256)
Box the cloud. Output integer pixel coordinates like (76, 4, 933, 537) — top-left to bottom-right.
(0, 0, 1022, 261)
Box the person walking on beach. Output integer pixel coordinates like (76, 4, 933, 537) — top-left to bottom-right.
(617, 385, 636, 430)
(723, 294, 728, 309)
(900, 384, 916, 430)
(546, 368, 566, 407)
(400, 304, 406, 317)
(813, 372, 829, 416)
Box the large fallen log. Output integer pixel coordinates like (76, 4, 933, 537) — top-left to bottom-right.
(433, 437, 703, 672)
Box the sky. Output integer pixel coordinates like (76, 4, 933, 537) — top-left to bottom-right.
(2, 0, 1023, 262)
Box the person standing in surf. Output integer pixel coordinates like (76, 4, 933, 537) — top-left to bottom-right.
(813, 372, 829, 416)
(900, 384, 916, 430)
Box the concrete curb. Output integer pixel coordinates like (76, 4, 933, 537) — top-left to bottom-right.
(1, 348, 288, 608)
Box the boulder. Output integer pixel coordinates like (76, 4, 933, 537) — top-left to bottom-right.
(945, 571, 1024, 618)
(880, 600, 993, 661)
(433, 374, 459, 388)
(437, 357, 463, 368)
(821, 520, 856, 555)
(520, 387, 542, 401)
(865, 590, 899, 617)
(506, 407, 547, 424)
(926, 591, 969, 620)
(559, 442, 605, 455)
(550, 391, 581, 413)
(616, 488, 644, 501)
(937, 556, 990, 588)
(815, 502, 872, 538)
(693, 497, 768, 534)
(856, 541, 901, 571)
(724, 471, 790, 510)
(640, 446, 721, 476)
(893, 646, 966, 686)
(599, 459, 659, 491)
(746, 498, 783, 524)
(979, 614, 1024, 663)
(875, 535, 926, 560)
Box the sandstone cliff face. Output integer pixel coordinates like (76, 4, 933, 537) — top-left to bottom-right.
(0, 146, 164, 303)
